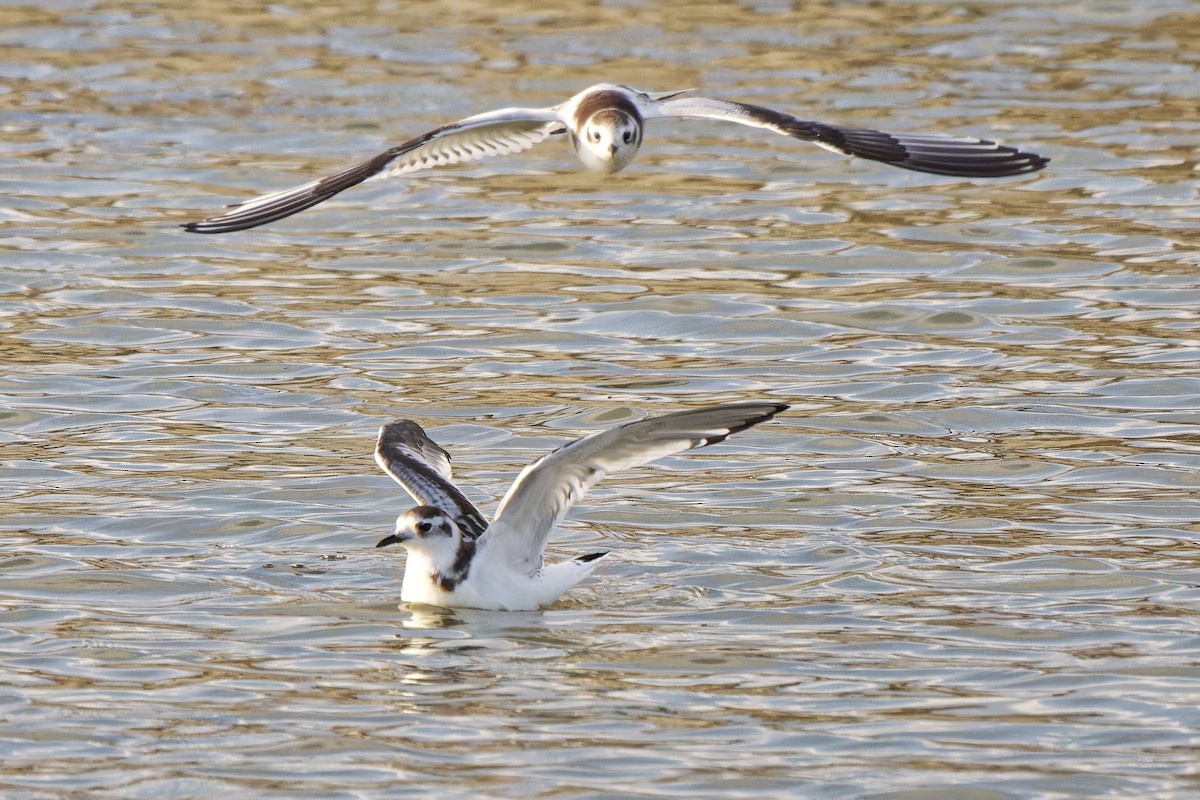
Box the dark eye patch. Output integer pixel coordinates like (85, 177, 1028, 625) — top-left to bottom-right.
(416, 521, 433, 534)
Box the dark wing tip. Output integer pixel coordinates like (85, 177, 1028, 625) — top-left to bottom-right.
(699, 401, 789, 447)
(181, 186, 337, 234)
(182, 148, 402, 234)
(376, 418, 455, 475)
(826, 126, 1049, 179)
(378, 419, 432, 449)
(744, 104, 1049, 180)
(894, 138, 1049, 178)
(575, 551, 608, 564)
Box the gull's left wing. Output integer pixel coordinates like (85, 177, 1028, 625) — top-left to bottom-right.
(375, 420, 489, 539)
(650, 96, 1048, 178)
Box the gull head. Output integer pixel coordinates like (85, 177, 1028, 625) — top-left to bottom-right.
(376, 505, 463, 567)
(575, 108, 643, 173)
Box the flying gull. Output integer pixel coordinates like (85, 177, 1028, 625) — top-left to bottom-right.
(184, 83, 1047, 233)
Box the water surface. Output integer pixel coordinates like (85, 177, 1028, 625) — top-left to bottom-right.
(2, 1, 1199, 798)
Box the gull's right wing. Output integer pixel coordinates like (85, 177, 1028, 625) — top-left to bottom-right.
(184, 107, 565, 233)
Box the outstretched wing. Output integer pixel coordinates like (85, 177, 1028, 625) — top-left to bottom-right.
(650, 96, 1047, 178)
(184, 106, 565, 233)
(374, 420, 488, 539)
(484, 402, 788, 574)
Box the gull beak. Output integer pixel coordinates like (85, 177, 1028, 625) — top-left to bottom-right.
(376, 533, 410, 548)
(609, 144, 619, 156)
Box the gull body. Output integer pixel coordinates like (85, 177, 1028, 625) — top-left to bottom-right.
(385, 506, 606, 610)
(372, 402, 788, 611)
(184, 83, 1047, 233)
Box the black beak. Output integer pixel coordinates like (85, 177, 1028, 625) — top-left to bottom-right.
(376, 533, 408, 548)
(609, 144, 619, 156)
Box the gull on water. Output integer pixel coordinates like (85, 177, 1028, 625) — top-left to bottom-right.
(184, 83, 1048, 233)
(372, 402, 787, 611)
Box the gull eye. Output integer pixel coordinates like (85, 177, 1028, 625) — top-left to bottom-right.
(623, 130, 633, 144)
(589, 129, 601, 144)
(416, 521, 432, 534)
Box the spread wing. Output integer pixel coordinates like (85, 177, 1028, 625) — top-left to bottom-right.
(374, 420, 488, 539)
(184, 106, 565, 233)
(650, 96, 1048, 178)
(483, 402, 788, 574)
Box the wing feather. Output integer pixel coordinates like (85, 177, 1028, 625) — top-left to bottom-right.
(374, 420, 489, 539)
(184, 107, 564, 233)
(651, 96, 1048, 178)
(484, 402, 788, 574)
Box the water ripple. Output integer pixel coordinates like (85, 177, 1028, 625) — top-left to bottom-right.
(1, 2, 1198, 799)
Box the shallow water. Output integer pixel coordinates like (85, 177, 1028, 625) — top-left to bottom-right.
(2, 1, 1199, 797)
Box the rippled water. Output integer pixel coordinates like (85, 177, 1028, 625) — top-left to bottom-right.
(3, 1, 1199, 797)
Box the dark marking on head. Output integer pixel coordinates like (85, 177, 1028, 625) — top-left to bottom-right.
(572, 90, 643, 131)
(408, 505, 451, 537)
(412, 505, 444, 519)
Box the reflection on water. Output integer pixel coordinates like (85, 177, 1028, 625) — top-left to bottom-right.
(2, 1, 1199, 798)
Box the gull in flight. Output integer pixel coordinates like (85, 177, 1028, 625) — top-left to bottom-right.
(184, 83, 1048, 233)
(372, 402, 788, 611)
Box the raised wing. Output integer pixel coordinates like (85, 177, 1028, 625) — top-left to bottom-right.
(484, 402, 788, 574)
(183, 107, 565, 233)
(651, 96, 1048, 178)
(374, 420, 488, 539)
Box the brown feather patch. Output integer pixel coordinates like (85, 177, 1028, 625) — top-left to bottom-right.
(571, 89, 643, 129)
